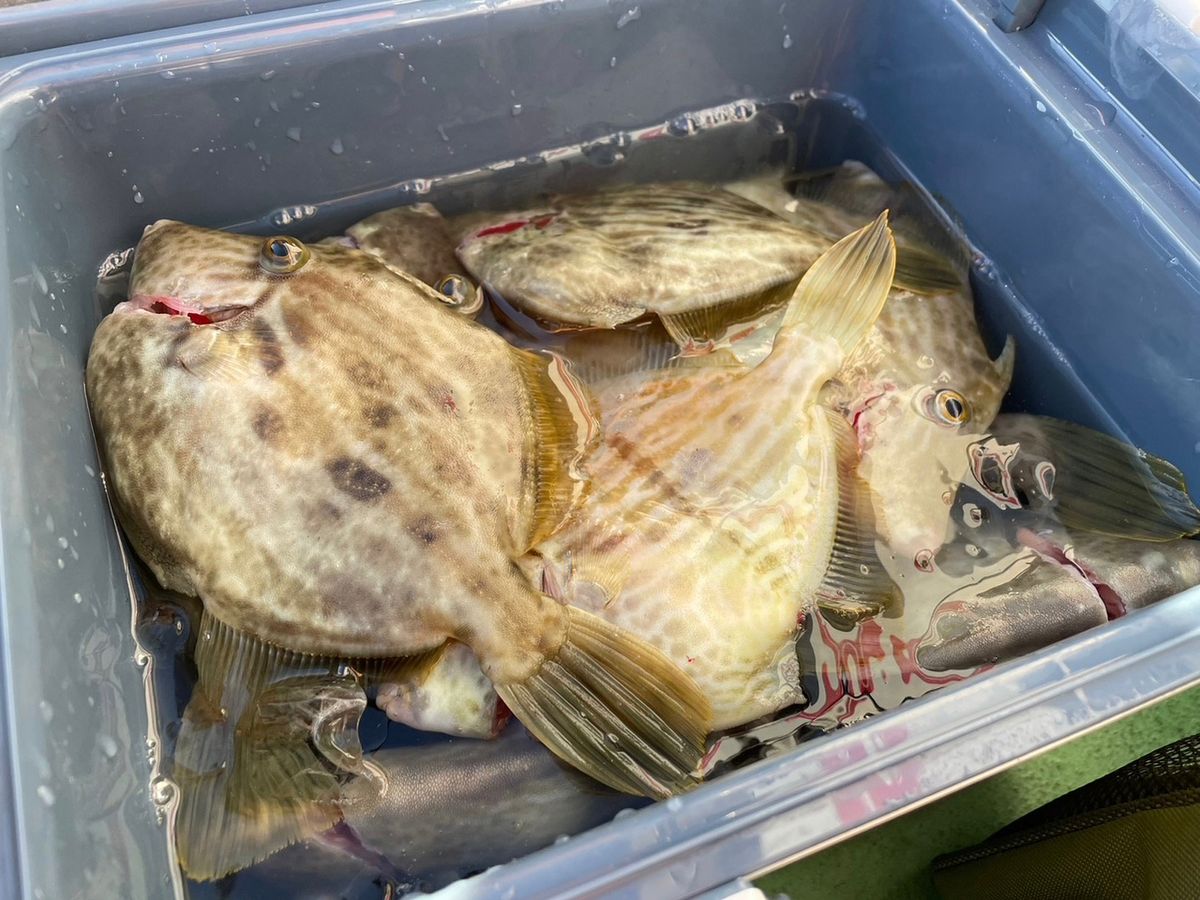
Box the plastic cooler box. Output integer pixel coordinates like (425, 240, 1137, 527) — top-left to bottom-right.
(1, 0, 1198, 897)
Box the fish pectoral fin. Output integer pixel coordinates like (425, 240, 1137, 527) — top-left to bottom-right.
(989, 414, 1200, 541)
(494, 605, 713, 799)
(780, 211, 896, 355)
(815, 408, 902, 629)
(659, 276, 800, 351)
(512, 349, 600, 548)
(173, 612, 377, 881)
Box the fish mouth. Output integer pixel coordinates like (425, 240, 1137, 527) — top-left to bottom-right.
(1017, 527, 1127, 620)
(114, 293, 250, 326)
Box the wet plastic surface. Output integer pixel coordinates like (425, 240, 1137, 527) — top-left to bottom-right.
(1, 0, 1199, 898)
(0, 0, 330, 57)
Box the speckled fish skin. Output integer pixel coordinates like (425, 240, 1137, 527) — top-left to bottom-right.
(728, 166, 1014, 561)
(344, 203, 469, 289)
(86, 221, 569, 672)
(454, 182, 829, 330)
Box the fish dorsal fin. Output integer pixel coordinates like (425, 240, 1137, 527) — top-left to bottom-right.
(781, 211, 896, 355)
(174, 611, 441, 881)
(814, 408, 902, 630)
(987, 414, 1200, 541)
(511, 349, 600, 549)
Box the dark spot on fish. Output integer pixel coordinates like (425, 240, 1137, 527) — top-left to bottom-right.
(254, 323, 285, 375)
(326, 457, 392, 502)
(409, 515, 439, 545)
(664, 219, 712, 230)
(251, 407, 283, 442)
(442, 393, 458, 414)
(316, 501, 342, 522)
(350, 359, 386, 390)
(365, 402, 398, 429)
(281, 303, 314, 346)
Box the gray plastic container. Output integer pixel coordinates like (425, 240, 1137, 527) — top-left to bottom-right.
(1, 0, 1199, 897)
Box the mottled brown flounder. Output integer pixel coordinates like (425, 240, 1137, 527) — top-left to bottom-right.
(452, 182, 831, 345)
(86, 222, 712, 871)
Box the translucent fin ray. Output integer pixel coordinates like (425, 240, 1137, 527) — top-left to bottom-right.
(781, 211, 897, 354)
(495, 606, 711, 799)
(511, 349, 600, 548)
(815, 408, 902, 629)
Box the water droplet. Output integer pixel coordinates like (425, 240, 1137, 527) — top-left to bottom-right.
(150, 776, 176, 806)
(132, 191, 144, 204)
(56, 558, 64, 570)
(917, 354, 934, 369)
(962, 503, 985, 528)
(665, 796, 683, 812)
(1083, 101, 1116, 127)
(613, 807, 638, 820)
(668, 114, 697, 136)
(965, 543, 981, 557)
(39, 701, 53, 723)
(99, 735, 118, 758)
(270, 204, 318, 227)
(160, 70, 176, 80)
(1035, 99, 1047, 113)
(616, 6, 641, 28)
(260, 69, 276, 81)
(437, 124, 450, 142)
(609, 56, 618, 68)
(286, 126, 302, 142)
(269, 100, 280, 113)
(57, 536, 68, 548)
(510, 103, 523, 117)
(36, 785, 55, 806)
(782, 32, 793, 49)
(72, 592, 82, 604)
(553, 833, 570, 845)
(859, 564, 871, 575)
(329, 137, 344, 155)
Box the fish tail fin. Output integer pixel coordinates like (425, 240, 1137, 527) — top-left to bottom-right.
(512, 349, 600, 548)
(780, 211, 896, 354)
(173, 611, 438, 880)
(495, 605, 712, 798)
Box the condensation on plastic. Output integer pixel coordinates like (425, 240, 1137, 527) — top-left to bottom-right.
(0, 0, 1198, 898)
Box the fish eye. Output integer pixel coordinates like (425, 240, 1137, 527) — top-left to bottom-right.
(935, 389, 971, 424)
(434, 274, 470, 307)
(259, 236, 310, 275)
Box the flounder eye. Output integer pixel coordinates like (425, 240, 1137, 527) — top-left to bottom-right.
(432, 274, 483, 316)
(259, 236, 309, 274)
(434, 274, 470, 306)
(934, 389, 970, 425)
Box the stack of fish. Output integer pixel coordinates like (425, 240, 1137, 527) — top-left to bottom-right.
(85, 164, 1200, 889)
